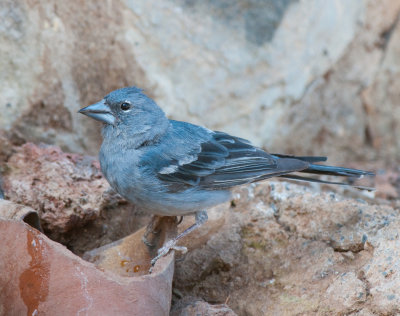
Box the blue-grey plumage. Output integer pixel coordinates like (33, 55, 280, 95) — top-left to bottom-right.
(79, 86, 374, 265)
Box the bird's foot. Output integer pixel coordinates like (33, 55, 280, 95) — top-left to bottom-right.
(150, 239, 187, 267)
(142, 235, 156, 247)
(149, 210, 208, 272)
(150, 211, 208, 272)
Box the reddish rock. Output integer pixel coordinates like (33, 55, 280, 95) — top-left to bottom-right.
(1, 143, 151, 254)
(3, 143, 106, 233)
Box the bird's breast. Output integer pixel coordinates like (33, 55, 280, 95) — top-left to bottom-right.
(99, 144, 141, 201)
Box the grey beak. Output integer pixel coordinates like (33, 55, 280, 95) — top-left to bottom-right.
(78, 100, 116, 125)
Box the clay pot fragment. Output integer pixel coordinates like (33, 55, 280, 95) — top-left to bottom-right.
(0, 204, 177, 316)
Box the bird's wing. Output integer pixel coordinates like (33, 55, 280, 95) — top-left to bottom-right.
(155, 130, 309, 191)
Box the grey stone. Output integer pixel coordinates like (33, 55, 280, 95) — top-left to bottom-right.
(2, 0, 399, 164)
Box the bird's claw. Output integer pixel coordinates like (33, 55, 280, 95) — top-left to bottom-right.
(142, 235, 155, 247)
(150, 239, 187, 267)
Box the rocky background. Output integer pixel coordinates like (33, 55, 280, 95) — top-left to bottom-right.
(1, 0, 399, 162)
(1, 0, 400, 315)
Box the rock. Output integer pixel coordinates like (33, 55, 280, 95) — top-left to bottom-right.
(276, 0, 400, 163)
(173, 181, 400, 315)
(0, 130, 14, 200)
(171, 297, 237, 316)
(323, 272, 367, 310)
(1, 140, 399, 313)
(0, 0, 146, 155)
(3, 143, 107, 234)
(348, 309, 376, 316)
(1, 1, 400, 162)
(2, 143, 151, 254)
(361, 15, 400, 161)
(374, 169, 400, 200)
(0, 219, 174, 315)
(363, 233, 400, 314)
(0, 130, 14, 163)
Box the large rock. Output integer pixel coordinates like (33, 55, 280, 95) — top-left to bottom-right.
(3, 143, 107, 234)
(172, 181, 400, 315)
(1, 143, 151, 254)
(0, 0, 146, 155)
(1, 0, 399, 162)
(2, 141, 399, 314)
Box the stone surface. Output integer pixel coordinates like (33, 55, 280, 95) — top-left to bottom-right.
(3, 143, 106, 233)
(172, 181, 400, 315)
(362, 232, 400, 313)
(362, 16, 400, 162)
(323, 272, 367, 310)
(171, 297, 237, 316)
(1, 0, 400, 163)
(0, 0, 146, 154)
(0, 219, 174, 316)
(2, 143, 151, 254)
(3, 139, 400, 314)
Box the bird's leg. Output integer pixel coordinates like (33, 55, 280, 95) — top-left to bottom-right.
(177, 216, 184, 225)
(142, 215, 164, 247)
(150, 210, 208, 266)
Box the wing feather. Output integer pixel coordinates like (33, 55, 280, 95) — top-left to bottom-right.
(157, 131, 309, 191)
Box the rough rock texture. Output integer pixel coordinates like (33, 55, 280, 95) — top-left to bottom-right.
(3, 143, 106, 232)
(172, 181, 400, 315)
(1, 0, 400, 163)
(1, 0, 146, 154)
(2, 141, 400, 314)
(2, 143, 151, 254)
(0, 131, 14, 163)
(171, 297, 237, 316)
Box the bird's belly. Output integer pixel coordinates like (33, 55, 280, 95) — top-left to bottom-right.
(128, 188, 232, 216)
(104, 170, 231, 215)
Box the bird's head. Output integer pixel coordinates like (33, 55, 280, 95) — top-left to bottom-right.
(79, 87, 170, 148)
(79, 87, 166, 127)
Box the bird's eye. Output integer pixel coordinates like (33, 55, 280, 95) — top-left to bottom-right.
(120, 102, 132, 111)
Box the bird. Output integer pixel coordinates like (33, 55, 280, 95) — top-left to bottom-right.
(79, 87, 374, 265)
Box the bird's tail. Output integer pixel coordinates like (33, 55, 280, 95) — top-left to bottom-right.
(272, 154, 374, 190)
